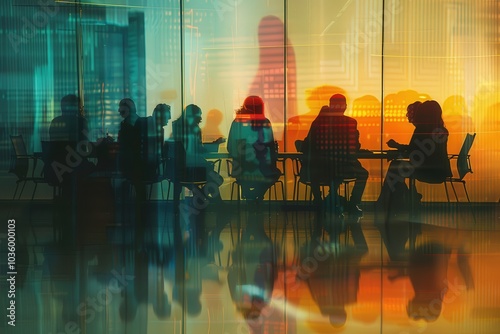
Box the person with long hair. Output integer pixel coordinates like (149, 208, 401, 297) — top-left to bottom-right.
(377, 100, 452, 219)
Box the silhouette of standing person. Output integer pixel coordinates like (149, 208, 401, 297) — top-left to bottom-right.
(249, 15, 297, 141)
(135, 103, 171, 182)
(227, 96, 281, 201)
(302, 94, 368, 215)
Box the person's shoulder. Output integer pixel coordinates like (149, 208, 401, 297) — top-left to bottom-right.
(49, 116, 61, 126)
(343, 115, 357, 123)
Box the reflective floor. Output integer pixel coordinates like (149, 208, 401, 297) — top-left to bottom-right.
(0, 183, 499, 334)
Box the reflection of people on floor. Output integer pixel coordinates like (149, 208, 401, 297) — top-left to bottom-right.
(380, 224, 474, 322)
(227, 217, 276, 329)
(298, 223, 367, 329)
(119, 251, 141, 325)
(227, 96, 282, 201)
(152, 259, 172, 320)
(172, 222, 203, 317)
(43, 244, 79, 325)
(375, 215, 417, 263)
(407, 242, 451, 322)
(301, 94, 368, 215)
(377, 100, 452, 222)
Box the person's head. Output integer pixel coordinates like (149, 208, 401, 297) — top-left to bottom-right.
(118, 98, 137, 119)
(243, 95, 265, 116)
(406, 101, 422, 124)
(184, 104, 202, 126)
(329, 94, 347, 113)
(329, 308, 347, 328)
(407, 298, 442, 322)
(61, 94, 80, 116)
(414, 100, 444, 129)
(153, 103, 171, 127)
(153, 292, 171, 319)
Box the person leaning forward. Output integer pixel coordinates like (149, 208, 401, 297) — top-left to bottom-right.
(301, 94, 368, 215)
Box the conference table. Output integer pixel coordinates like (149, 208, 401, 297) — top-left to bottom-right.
(203, 149, 402, 161)
(203, 149, 404, 203)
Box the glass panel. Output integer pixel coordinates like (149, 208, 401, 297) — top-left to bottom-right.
(1, 1, 499, 334)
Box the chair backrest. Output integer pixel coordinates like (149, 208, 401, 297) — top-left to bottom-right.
(11, 135, 28, 156)
(456, 133, 476, 180)
(9, 135, 29, 179)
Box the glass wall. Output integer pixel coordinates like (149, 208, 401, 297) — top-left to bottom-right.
(0, 1, 499, 332)
(2, 0, 497, 201)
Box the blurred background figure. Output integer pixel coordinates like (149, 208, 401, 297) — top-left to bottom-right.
(287, 85, 346, 152)
(201, 108, 225, 143)
(249, 15, 297, 143)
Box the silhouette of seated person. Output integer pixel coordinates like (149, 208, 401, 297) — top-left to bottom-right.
(46, 94, 95, 193)
(227, 96, 281, 201)
(378, 100, 452, 217)
(301, 94, 368, 214)
(49, 94, 89, 142)
(135, 103, 171, 182)
(171, 104, 224, 200)
(287, 85, 346, 151)
(118, 98, 141, 182)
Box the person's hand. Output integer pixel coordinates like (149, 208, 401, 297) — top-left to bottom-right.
(213, 137, 226, 144)
(386, 139, 399, 148)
